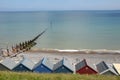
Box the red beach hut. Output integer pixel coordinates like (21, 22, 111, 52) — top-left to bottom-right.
(75, 59, 98, 74)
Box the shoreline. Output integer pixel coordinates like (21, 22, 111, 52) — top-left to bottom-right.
(2, 48, 119, 67)
(22, 50, 120, 65)
(28, 48, 120, 54)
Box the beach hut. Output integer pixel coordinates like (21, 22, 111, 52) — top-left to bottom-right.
(53, 58, 74, 73)
(33, 57, 54, 73)
(75, 59, 97, 74)
(96, 61, 118, 75)
(0, 58, 17, 71)
(13, 57, 35, 72)
(113, 63, 120, 75)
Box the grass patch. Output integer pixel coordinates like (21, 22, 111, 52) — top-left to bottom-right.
(0, 71, 120, 80)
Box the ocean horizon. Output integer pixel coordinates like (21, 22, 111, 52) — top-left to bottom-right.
(0, 10, 120, 50)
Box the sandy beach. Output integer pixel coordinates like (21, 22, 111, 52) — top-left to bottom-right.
(19, 49, 120, 66)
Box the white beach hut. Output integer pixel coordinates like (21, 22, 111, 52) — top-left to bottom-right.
(113, 63, 120, 75)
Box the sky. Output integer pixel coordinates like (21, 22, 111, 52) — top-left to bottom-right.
(0, 0, 120, 11)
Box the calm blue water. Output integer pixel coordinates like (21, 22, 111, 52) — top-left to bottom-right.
(0, 11, 120, 50)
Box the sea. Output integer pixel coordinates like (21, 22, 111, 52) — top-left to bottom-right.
(0, 10, 120, 50)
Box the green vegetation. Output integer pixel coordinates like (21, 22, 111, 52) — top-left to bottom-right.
(0, 71, 120, 80)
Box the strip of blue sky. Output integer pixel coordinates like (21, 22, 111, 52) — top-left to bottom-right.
(0, 0, 120, 11)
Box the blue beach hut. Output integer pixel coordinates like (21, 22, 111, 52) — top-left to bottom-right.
(33, 57, 54, 73)
(13, 58, 35, 72)
(53, 58, 74, 73)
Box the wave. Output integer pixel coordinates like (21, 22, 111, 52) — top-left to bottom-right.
(30, 48, 120, 54)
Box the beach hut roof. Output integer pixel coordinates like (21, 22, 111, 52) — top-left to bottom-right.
(53, 58, 74, 72)
(42, 57, 54, 70)
(96, 61, 118, 75)
(113, 63, 120, 75)
(33, 57, 54, 70)
(75, 59, 87, 71)
(1, 58, 17, 70)
(20, 58, 35, 70)
(96, 61, 109, 73)
(53, 59, 63, 70)
(75, 59, 97, 72)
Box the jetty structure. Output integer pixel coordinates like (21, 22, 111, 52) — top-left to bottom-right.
(0, 29, 47, 58)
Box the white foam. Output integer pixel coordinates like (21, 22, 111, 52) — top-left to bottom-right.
(31, 48, 120, 54)
(58, 49, 79, 52)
